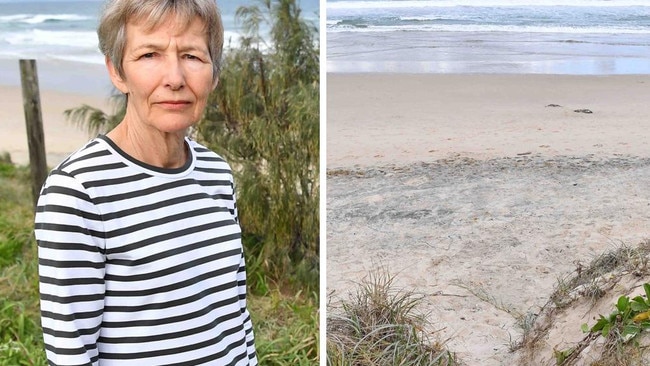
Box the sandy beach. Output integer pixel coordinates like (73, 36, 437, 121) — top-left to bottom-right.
(0, 60, 112, 167)
(326, 74, 650, 364)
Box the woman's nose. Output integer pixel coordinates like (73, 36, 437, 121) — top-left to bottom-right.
(164, 57, 185, 90)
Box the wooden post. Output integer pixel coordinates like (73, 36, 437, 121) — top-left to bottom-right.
(20, 59, 48, 209)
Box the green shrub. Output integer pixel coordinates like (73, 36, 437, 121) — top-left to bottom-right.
(197, 0, 319, 291)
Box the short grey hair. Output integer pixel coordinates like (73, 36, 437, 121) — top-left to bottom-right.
(98, 0, 224, 83)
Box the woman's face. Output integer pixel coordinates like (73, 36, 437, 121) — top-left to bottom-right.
(107, 16, 216, 134)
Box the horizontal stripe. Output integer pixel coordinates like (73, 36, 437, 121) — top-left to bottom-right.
(196, 155, 226, 162)
(165, 347, 248, 366)
(39, 275, 104, 286)
(35, 204, 102, 221)
(101, 293, 239, 328)
(102, 206, 228, 239)
(90, 178, 233, 204)
(44, 342, 97, 356)
(38, 240, 102, 254)
(92, 178, 198, 204)
(101, 192, 232, 221)
(103, 281, 238, 313)
(105, 225, 239, 256)
(41, 308, 104, 322)
(42, 324, 101, 338)
(105, 248, 241, 282)
(70, 162, 127, 177)
(35, 222, 104, 238)
(39, 185, 92, 203)
(39, 258, 104, 269)
(59, 144, 108, 170)
(82, 173, 150, 188)
(105, 263, 240, 297)
(41, 292, 105, 304)
(195, 166, 231, 174)
(107, 234, 238, 267)
(99, 304, 242, 343)
(100, 326, 246, 360)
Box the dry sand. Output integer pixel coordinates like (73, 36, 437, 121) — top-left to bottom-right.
(326, 74, 650, 365)
(0, 59, 112, 167)
(0, 85, 110, 167)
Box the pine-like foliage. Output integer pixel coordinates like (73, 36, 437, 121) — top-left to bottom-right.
(197, 0, 319, 291)
(64, 93, 125, 136)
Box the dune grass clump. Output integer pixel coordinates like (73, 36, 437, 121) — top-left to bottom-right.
(551, 242, 650, 310)
(514, 240, 650, 365)
(326, 269, 456, 365)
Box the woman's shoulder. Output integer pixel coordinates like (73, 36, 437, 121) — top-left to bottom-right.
(187, 138, 232, 170)
(51, 136, 118, 175)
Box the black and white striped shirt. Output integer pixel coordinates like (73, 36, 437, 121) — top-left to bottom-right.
(35, 135, 257, 365)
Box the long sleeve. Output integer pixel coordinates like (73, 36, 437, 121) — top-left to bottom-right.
(231, 180, 257, 364)
(34, 170, 106, 366)
(237, 252, 257, 364)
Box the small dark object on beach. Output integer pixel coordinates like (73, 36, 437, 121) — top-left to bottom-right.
(546, 104, 562, 107)
(574, 109, 593, 114)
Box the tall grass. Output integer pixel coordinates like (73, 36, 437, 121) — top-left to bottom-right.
(327, 269, 457, 365)
(0, 162, 46, 365)
(251, 290, 319, 365)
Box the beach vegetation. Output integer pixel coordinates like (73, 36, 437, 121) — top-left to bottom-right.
(581, 285, 650, 340)
(326, 268, 457, 365)
(196, 0, 319, 292)
(510, 240, 650, 365)
(64, 92, 125, 136)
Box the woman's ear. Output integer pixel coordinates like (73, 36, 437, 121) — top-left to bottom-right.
(212, 76, 219, 91)
(106, 56, 129, 94)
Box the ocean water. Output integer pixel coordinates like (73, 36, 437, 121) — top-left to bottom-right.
(0, 0, 318, 94)
(0, 0, 319, 66)
(327, 0, 650, 74)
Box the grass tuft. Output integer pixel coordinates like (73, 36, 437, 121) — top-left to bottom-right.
(326, 268, 456, 365)
(550, 242, 650, 310)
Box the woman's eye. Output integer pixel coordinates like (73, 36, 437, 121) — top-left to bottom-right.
(185, 54, 200, 61)
(140, 52, 155, 59)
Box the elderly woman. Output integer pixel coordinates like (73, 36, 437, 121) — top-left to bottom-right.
(34, 0, 257, 365)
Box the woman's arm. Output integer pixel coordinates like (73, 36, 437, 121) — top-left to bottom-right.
(35, 170, 106, 366)
(230, 178, 258, 364)
(237, 252, 258, 365)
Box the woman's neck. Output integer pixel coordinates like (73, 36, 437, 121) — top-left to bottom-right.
(106, 121, 188, 169)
